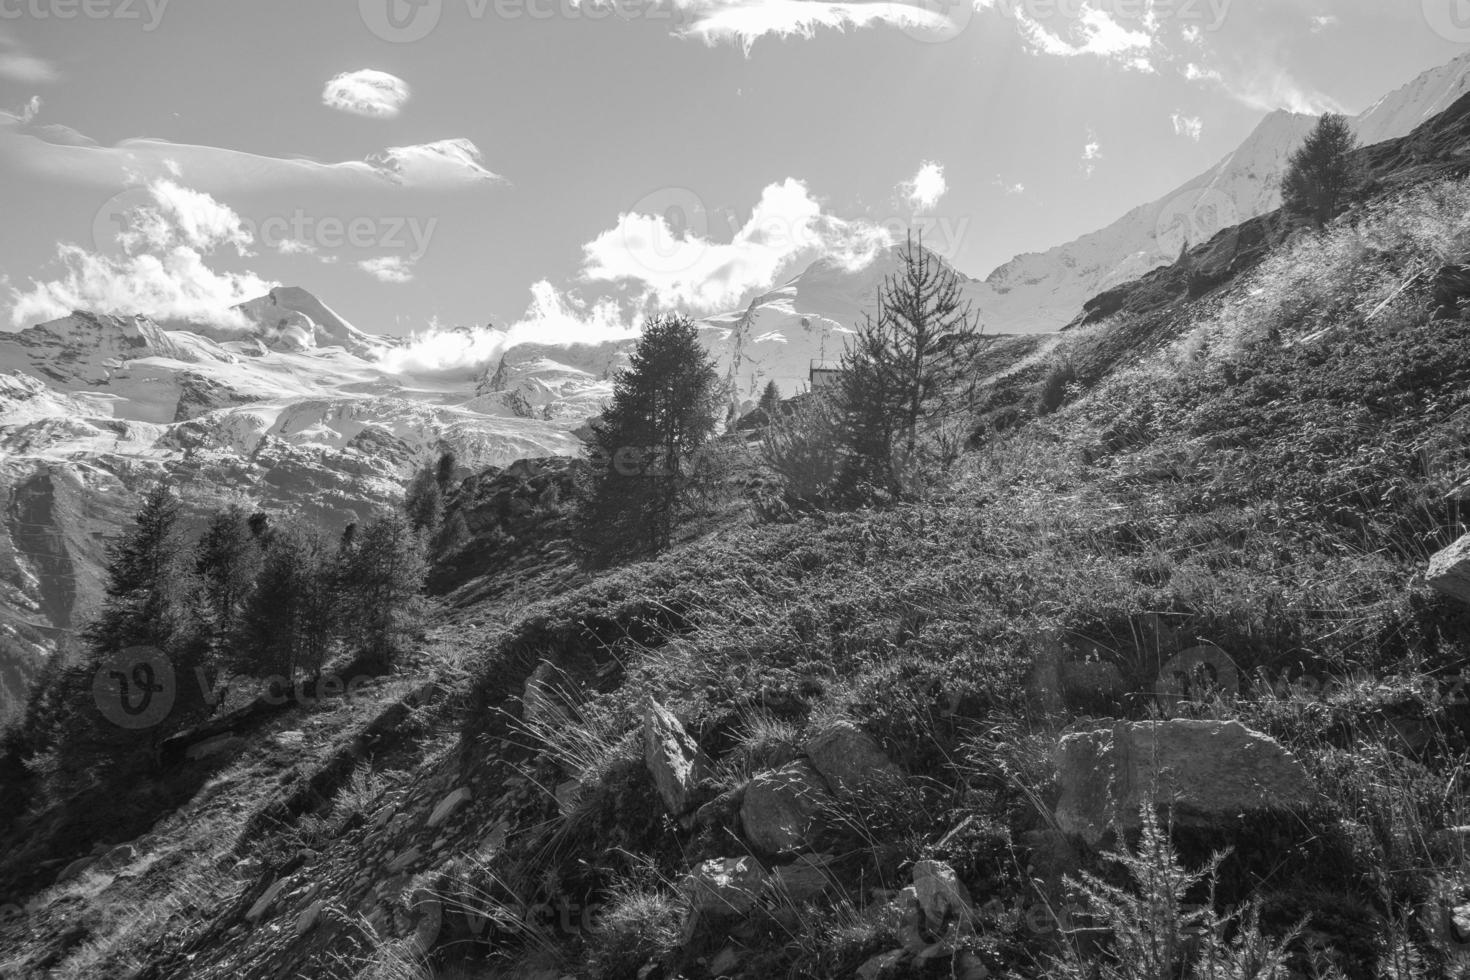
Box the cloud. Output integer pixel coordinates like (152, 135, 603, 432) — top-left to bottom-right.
(901, 161, 947, 211)
(359, 255, 415, 283)
(581, 177, 891, 313)
(367, 139, 504, 188)
(323, 69, 411, 119)
(1171, 112, 1204, 141)
(0, 113, 503, 192)
(1081, 133, 1102, 177)
(377, 280, 639, 377)
(8, 179, 274, 330)
(0, 29, 59, 84)
(678, 0, 957, 52)
(1014, 5, 1155, 70)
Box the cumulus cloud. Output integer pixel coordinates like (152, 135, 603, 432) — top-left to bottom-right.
(377, 280, 639, 377)
(901, 161, 947, 211)
(359, 255, 415, 283)
(1014, 5, 1154, 70)
(581, 178, 891, 313)
(1171, 112, 1204, 141)
(8, 179, 275, 330)
(323, 69, 411, 119)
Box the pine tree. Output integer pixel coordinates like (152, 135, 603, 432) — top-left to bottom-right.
(340, 514, 427, 673)
(235, 524, 337, 681)
(1281, 113, 1361, 227)
(837, 234, 986, 497)
(404, 464, 445, 533)
(575, 313, 720, 565)
(194, 505, 262, 648)
(758, 379, 783, 419)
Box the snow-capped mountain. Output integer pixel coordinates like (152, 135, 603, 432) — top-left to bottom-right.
(973, 52, 1470, 334)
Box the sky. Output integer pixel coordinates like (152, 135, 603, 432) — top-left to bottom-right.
(0, 0, 1465, 346)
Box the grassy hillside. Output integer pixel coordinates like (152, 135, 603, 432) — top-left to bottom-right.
(7, 107, 1470, 980)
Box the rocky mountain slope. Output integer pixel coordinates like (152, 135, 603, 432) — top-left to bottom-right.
(972, 51, 1470, 334)
(6, 88, 1470, 980)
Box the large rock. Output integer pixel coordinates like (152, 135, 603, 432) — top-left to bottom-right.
(1054, 720, 1314, 845)
(643, 697, 709, 817)
(803, 720, 900, 796)
(680, 856, 769, 941)
(740, 761, 831, 857)
(1428, 534, 1470, 604)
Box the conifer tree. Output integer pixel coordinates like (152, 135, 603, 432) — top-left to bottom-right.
(235, 524, 337, 681)
(194, 505, 261, 647)
(575, 313, 720, 565)
(1282, 113, 1361, 227)
(758, 379, 783, 418)
(837, 234, 985, 496)
(340, 514, 427, 672)
(404, 464, 445, 533)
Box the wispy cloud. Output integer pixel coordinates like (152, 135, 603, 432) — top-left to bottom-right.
(323, 69, 411, 119)
(0, 28, 59, 84)
(677, 0, 957, 52)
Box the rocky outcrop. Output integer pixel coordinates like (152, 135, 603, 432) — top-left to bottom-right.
(1428, 534, 1470, 604)
(680, 856, 769, 941)
(643, 697, 709, 818)
(1054, 720, 1315, 844)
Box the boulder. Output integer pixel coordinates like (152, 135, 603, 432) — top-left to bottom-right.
(56, 856, 96, 883)
(1428, 534, 1470, 605)
(856, 949, 908, 980)
(184, 734, 247, 762)
(1054, 720, 1315, 845)
(643, 697, 709, 817)
(680, 856, 769, 941)
(740, 761, 831, 857)
(96, 843, 137, 871)
(803, 720, 900, 796)
(246, 879, 289, 924)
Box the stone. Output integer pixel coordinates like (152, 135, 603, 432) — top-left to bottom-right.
(1429, 534, 1470, 605)
(740, 762, 831, 857)
(767, 853, 833, 903)
(910, 860, 975, 937)
(803, 720, 900, 796)
(555, 779, 582, 814)
(185, 734, 246, 762)
(1054, 720, 1315, 845)
(680, 857, 769, 941)
(56, 856, 96, 883)
(408, 886, 443, 954)
(426, 787, 471, 829)
(387, 846, 422, 873)
(96, 844, 136, 871)
(247, 879, 288, 924)
(1061, 660, 1127, 701)
(296, 899, 324, 936)
(708, 945, 742, 975)
(856, 949, 907, 980)
(643, 697, 710, 817)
